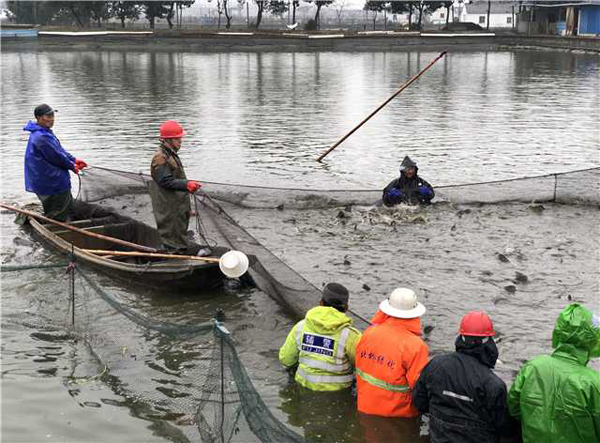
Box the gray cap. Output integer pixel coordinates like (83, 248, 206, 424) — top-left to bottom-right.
(399, 155, 417, 172)
(322, 283, 349, 305)
(34, 104, 57, 117)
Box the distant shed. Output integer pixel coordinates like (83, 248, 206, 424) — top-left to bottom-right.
(579, 5, 600, 35)
(1, 28, 38, 38)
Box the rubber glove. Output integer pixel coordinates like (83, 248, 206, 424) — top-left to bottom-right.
(419, 186, 432, 197)
(387, 188, 403, 204)
(186, 180, 202, 193)
(75, 159, 88, 169)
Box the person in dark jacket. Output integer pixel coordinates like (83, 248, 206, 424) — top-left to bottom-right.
(24, 104, 87, 221)
(413, 311, 516, 443)
(149, 120, 202, 255)
(382, 156, 434, 206)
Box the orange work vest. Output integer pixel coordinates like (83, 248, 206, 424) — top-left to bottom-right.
(355, 312, 429, 417)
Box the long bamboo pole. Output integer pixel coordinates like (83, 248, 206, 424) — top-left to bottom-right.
(83, 249, 220, 263)
(0, 203, 157, 253)
(316, 50, 447, 163)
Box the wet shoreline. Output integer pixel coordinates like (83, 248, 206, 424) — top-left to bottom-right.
(3, 31, 599, 53)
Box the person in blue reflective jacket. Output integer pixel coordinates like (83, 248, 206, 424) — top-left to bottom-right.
(382, 156, 434, 206)
(24, 104, 87, 221)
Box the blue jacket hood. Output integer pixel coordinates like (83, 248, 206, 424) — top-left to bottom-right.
(24, 121, 47, 133)
(24, 121, 74, 195)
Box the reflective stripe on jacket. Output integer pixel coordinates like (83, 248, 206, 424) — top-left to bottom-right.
(356, 310, 429, 417)
(279, 306, 362, 392)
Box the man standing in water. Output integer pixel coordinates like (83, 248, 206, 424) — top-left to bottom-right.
(412, 311, 516, 442)
(509, 303, 600, 443)
(382, 156, 434, 206)
(24, 104, 88, 221)
(149, 120, 202, 255)
(355, 288, 429, 417)
(279, 283, 362, 391)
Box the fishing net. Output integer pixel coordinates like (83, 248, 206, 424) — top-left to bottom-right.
(75, 165, 599, 324)
(1, 261, 305, 443)
(3, 165, 598, 442)
(79, 166, 600, 210)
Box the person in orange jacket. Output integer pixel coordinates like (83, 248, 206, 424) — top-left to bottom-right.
(355, 288, 429, 418)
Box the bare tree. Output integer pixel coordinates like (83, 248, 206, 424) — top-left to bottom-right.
(223, 0, 232, 28)
(291, 0, 299, 24)
(254, 0, 266, 28)
(364, 1, 386, 31)
(216, 0, 224, 28)
(110, 1, 141, 29)
(307, 0, 333, 30)
(334, 0, 346, 27)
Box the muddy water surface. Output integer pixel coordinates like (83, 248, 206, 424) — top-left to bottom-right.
(1, 47, 599, 442)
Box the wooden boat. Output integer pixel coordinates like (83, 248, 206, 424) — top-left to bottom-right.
(25, 201, 228, 291)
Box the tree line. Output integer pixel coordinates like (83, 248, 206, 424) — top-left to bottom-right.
(4, 1, 455, 31)
(364, 1, 453, 30)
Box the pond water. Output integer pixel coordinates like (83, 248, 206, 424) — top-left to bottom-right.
(1, 47, 598, 442)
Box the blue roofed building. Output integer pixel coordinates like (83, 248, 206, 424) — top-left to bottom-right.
(578, 2, 600, 36)
(518, 0, 600, 36)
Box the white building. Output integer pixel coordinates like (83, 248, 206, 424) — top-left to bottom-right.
(431, 1, 518, 29)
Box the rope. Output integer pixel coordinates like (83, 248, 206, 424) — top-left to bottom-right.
(90, 165, 600, 193)
(193, 193, 218, 249)
(76, 266, 214, 335)
(0, 263, 68, 271)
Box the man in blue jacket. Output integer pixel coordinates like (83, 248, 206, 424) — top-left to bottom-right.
(24, 104, 87, 221)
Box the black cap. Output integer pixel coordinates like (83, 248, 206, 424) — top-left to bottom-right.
(34, 104, 57, 118)
(322, 283, 349, 305)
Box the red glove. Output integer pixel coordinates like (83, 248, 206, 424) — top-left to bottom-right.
(73, 163, 82, 174)
(186, 181, 201, 193)
(75, 159, 88, 169)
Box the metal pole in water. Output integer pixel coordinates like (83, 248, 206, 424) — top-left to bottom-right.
(220, 331, 225, 443)
(70, 244, 75, 326)
(215, 318, 229, 443)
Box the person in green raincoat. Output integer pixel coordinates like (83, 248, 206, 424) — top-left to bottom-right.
(508, 303, 600, 443)
(279, 283, 362, 392)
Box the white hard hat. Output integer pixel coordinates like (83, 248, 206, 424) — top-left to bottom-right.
(379, 288, 426, 319)
(218, 250, 249, 278)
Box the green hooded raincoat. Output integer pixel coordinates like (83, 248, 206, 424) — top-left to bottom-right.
(508, 304, 600, 443)
(279, 306, 362, 392)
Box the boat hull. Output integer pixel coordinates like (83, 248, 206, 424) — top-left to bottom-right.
(27, 201, 226, 292)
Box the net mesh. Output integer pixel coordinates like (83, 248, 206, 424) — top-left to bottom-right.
(4, 165, 597, 442)
(76, 165, 599, 323)
(79, 166, 599, 209)
(1, 262, 304, 443)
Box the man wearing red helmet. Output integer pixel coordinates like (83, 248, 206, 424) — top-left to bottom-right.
(149, 120, 202, 255)
(413, 311, 517, 443)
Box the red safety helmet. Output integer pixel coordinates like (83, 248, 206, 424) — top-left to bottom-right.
(159, 120, 185, 139)
(459, 311, 495, 337)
